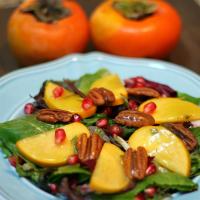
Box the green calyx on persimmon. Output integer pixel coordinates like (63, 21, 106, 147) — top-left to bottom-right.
(113, 0, 157, 20)
(21, 0, 71, 23)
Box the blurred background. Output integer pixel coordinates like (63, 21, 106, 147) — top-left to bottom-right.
(0, 0, 200, 76)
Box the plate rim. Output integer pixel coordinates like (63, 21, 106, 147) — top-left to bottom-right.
(1, 52, 200, 85)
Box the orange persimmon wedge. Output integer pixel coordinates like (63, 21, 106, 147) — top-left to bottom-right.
(44, 82, 96, 119)
(90, 74, 128, 106)
(90, 143, 130, 193)
(128, 126, 191, 176)
(16, 122, 90, 167)
(139, 97, 200, 124)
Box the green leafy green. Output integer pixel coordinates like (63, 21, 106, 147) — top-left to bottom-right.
(190, 127, 200, 177)
(0, 115, 62, 154)
(191, 150, 200, 177)
(178, 93, 200, 105)
(82, 114, 107, 126)
(16, 162, 48, 183)
(75, 69, 110, 94)
(190, 127, 200, 147)
(92, 172, 197, 200)
(122, 126, 135, 139)
(48, 165, 90, 183)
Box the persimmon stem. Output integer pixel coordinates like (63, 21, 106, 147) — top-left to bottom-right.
(22, 0, 70, 23)
(113, 0, 157, 20)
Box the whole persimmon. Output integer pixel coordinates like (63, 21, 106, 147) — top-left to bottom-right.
(90, 0, 181, 58)
(7, 0, 89, 65)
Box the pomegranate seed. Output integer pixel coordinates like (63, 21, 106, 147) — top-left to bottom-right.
(67, 154, 79, 165)
(55, 128, 66, 144)
(82, 97, 94, 110)
(102, 107, 112, 116)
(124, 78, 135, 88)
(96, 118, 108, 128)
(128, 100, 138, 111)
(145, 187, 157, 197)
(48, 183, 57, 193)
(71, 114, 82, 122)
(53, 86, 64, 98)
(135, 82, 145, 88)
(135, 193, 146, 200)
(135, 76, 146, 84)
(143, 102, 157, 114)
(108, 124, 123, 136)
(24, 103, 35, 114)
(8, 156, 17, 167)
(148, 156, 154, 165)
(146, 163, 157, 176)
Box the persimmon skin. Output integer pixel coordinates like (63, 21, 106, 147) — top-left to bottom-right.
(7, 0, 90, 65)
(90, 0, 182, 58)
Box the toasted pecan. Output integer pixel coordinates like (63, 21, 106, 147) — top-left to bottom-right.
(88, 87, 115, 106)
(76, 133, 104, 171)
(126, 87, 160, 98)
(115, 110, 155, 127)
(36, 109, 73, 123)
(163, 123, 198, 151)
(123, 147, 148, 180)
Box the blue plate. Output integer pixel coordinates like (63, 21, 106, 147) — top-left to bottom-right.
(0, 52, 200, 200)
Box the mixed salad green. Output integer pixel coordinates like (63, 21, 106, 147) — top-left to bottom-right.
(0, 69, 200, 200)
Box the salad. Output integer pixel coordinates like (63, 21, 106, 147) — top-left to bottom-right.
(0, 68, 200, 200)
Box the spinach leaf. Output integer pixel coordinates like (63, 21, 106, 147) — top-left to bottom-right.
(48, 165, 90, 183)
(190, 127, 200, 177)
(75, 69, 110, 94)
(92, 172, 197, 200)
(0, 115, 62, 154)
(190, 127, 200, 146)
(82, 114, 107, 126)
(178, 93, 200, 105)
(122, 126, 135, 139)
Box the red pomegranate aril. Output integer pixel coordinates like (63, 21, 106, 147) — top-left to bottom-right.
(135, 192, 146, 200)
(67, 154, 79, 165)
(48, 183, 57, 193)
(96, 118, 108, 128)
(124, 78, 135, 88)
(53, 86, 64, 98)
(128, 100, 138, 111)
(143, 102, 157, 114)
(145, 187, 157, 197)
(148, 156, 155, 165)
(102, 107, 112, 116)
(71, 114, 82, 122)
(82, 97, 94, 110)
(8, 156, 17, 167)
(135, 77, 146, 84)
(108, 124, 123, 136)
(146, 163, 157, 176)
(135, 82, 145, 88)
(55, 128, 66, 144)
(24, 103, 35, 114)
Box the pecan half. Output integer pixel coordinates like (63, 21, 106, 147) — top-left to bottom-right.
(115, 110, 155, 127)
(88, 87, 115, 106)
(123, 147, 148, 180)
(36, 109, 73, 123)
(163, 123, 198, 151)
(126, 87, 160, 98)
(76, 133, 104, 171)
